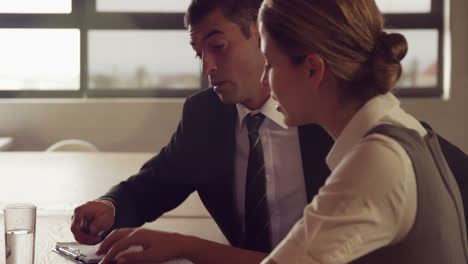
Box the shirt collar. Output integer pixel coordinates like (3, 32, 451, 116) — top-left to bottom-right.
(236, 96, 288, 132)
(326, 93, 401, 170)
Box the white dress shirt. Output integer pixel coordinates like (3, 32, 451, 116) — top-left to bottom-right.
(234, 97, 308, 247)
(263, 93, 426, 264)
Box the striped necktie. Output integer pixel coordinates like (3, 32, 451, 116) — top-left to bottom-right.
(244, 112, 271, 252)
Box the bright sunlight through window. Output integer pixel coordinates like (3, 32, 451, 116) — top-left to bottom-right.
(0, 0, 71, 14)
(375, 0, 431, 13)
(0, 29, 80, 90)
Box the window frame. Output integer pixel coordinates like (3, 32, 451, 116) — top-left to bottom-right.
(0, 0, 206, 98)
(0, 0, 444, 98)
(383, 0, 445, 97)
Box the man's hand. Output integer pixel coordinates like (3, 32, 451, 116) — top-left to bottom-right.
(71, 200, 115, 245)
(96, 228, 188, 264)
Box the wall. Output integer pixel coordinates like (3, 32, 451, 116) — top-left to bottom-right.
(400, 0, 468, 152)
(0, 0, 466, 153)
(0, 98, 184, 152)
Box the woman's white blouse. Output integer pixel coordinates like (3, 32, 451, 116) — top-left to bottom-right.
(263, 93, 427, 264)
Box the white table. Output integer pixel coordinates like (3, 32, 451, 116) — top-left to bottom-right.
(0, 215, 190, 264)
(0, 152, 223, 263)
(0, 152, 154, 213)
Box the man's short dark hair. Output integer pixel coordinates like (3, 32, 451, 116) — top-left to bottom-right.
(184, 0, 263, 39)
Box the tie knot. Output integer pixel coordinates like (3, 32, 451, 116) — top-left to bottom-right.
(245, 113, 265, 134)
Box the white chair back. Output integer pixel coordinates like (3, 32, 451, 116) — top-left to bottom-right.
(46, 139, 99, 152)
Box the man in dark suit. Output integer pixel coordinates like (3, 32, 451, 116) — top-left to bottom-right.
(71, 0, 333, 263)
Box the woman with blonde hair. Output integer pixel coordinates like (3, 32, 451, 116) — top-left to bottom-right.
(258, 0, 468, 263)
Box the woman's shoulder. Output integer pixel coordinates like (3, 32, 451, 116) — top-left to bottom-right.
(328, 133, 413, 198)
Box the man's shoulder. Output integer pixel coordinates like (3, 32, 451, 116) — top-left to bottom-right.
(185, 88, 236, 115)
(180, 89, 237, 143)
(186, 88, 221, 105)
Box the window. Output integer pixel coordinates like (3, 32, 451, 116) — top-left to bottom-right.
(96, 0, 191, 13)
(376, 0, 432, 13)
(0, 29, 80, 91)
(0, 0, 447, 98)
(88, 30, 199, 92)
(0, 0, 72, 14)
(377, 0, 447, 97)
(0, 0, 202, 98)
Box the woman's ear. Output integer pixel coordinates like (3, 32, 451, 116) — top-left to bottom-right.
(305, 53, 325, 87)
(251, 22, 261, 47)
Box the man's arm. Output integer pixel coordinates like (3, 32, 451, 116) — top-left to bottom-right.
(100, 95, 201, 229)
(72, 93, 205, 243)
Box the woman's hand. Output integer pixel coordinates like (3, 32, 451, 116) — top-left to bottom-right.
(97, 227, 189, 264)
(97, 227, 269, 264)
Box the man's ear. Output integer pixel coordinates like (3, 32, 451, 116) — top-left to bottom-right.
(305, 53, 325, 88)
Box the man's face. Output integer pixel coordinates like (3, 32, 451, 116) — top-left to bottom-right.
(189, 9, 267, 109)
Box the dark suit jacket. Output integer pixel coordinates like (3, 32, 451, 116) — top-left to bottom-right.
(101, 89, 333, 248)
(420, 122, 468, 233)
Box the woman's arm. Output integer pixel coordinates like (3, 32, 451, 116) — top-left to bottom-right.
(97, 227, 268, 264)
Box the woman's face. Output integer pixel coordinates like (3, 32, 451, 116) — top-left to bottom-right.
(259, 23, 315, 126)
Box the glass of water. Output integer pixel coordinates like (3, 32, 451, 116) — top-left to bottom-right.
(4, 204, 36, 264)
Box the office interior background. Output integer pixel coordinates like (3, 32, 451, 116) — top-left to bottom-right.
(0, 0, 466, 153)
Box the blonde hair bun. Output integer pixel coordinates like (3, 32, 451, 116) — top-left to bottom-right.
(371, 32, 408, 94)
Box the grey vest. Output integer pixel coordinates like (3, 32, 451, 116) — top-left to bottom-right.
(353, 124, 468, 264)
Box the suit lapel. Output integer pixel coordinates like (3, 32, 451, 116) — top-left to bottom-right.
(219, 103, 238, 202)
(219, 104, 243, 245)
(298, 124, 333, 203)
(199, 101, 244, 246)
